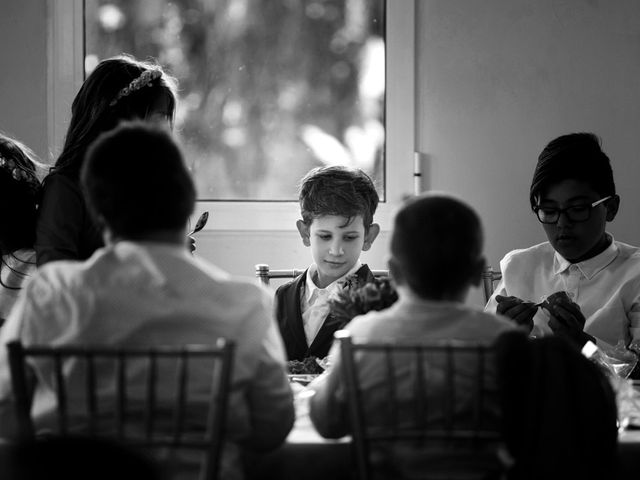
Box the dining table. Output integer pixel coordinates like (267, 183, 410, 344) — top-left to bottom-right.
(244, 376, 353, 480)
(245, 376, 640, 480)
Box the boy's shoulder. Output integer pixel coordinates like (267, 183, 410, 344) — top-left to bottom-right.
(274, 268, 308, 298)
(614, 240, 640, 261)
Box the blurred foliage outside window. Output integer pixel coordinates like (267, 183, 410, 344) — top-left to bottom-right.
(84, 0, 386, 201)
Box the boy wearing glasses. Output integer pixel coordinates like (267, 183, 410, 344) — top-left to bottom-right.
(485, 132, 640, 351)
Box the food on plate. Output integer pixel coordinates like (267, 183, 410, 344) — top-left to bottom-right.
(540, 291, 572, 315)
(287, 356, 324, 375)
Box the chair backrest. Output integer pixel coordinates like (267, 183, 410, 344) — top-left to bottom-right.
(7, 340, 235, 480)
(255, 263, 389, 287)
(481, 265, 502, 304)
(336, 330, 504, 480)
(494, 331, 618, 479)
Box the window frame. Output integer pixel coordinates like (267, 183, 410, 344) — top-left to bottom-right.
(49, 0, 415, 231)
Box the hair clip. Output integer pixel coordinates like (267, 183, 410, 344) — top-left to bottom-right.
(0, 155, 39, 190)
(109, 69, 162, 107)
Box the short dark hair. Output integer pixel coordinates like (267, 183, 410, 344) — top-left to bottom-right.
(81, 122, 195, 239)
(390, 193, 483, 298)
(530, 132, 616, 207)
(299, 166, 379, 229)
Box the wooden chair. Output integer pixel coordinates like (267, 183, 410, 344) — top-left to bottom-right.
(7, 340, 235, 480)
(336, 330, 505, 480)
(481, 265, 502, 304)
(255, 263, 389, 287)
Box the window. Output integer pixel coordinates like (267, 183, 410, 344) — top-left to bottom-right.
(49, 0, 414, 229)
(86, 0, 386, 203)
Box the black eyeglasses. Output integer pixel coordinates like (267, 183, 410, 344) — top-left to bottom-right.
(533, 196, 612, 224)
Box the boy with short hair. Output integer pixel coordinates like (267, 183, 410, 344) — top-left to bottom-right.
(0, 122, 294, 478)
(275, 165, 381, 361)
(485, 132, 640, 351)
(309, 193, 513, 477)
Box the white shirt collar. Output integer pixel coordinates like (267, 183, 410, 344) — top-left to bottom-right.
(553, 234, 619, 280)
(304, 261, 363, 304)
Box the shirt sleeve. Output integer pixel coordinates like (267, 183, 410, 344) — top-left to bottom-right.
(626, 299, 640, 349)
(243, 290, 295, 451)
(0, 273, 59, 438)
(35, 174, 88, 266)
(484, 254, 510, 313)
(308, 339, 350, 439)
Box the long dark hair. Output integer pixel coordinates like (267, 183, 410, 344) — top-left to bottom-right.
(54, 55, 178, 179)
(0, 133, 42, 256)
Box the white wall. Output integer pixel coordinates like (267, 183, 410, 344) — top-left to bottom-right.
(0, 1, 47, 157)
(416, 0, 640, 279)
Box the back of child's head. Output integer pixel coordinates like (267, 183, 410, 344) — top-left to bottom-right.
(57, 55, 178, 177)
(529, 132, 615, 207)
(0, 133, 41, 255)
(299, 165, 379, 229)
(390, 193, 483, 299)
(81, 122, 195, 240)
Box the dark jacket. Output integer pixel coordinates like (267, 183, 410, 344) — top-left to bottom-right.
(275, 264, 375, 361)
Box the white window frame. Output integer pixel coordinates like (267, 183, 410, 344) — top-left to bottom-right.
(49, 0, 415, 232)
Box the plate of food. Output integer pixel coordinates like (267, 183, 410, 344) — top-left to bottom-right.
(287, 356, 325, 385)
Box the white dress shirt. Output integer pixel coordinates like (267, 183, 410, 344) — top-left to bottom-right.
(0, 241, 294, 479)
(485, 236, 640, 350)
(310, 289, 514, 477)
(301, 262, 362, 346)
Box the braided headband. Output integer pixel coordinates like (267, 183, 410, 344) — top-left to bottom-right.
(0, 155, 39, 190)
(109, 69, 162, 107)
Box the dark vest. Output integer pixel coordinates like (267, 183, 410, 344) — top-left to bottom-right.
(274, 264, 375, 361)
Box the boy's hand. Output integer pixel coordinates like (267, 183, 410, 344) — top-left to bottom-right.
(495, 295, 537, 333)
(542, 294, 594, 347)
(187, 235, 196, 254)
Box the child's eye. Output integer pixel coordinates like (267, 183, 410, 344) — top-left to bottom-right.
(567, 205, 589, 213)
(317, 234, 332, 241)
(344, 236, 359, 241)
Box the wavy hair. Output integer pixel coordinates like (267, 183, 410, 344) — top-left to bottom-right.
(0, 133, 43, 255)
(54, 55, 178, 178)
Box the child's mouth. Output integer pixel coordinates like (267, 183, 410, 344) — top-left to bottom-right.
(556, 235, 575, 244)
(325, 261, 345, 268)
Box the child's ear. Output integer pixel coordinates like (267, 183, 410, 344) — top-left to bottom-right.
(387, 256, 405, 286)
(362, 223, 380, 252)
(469, 256, 486, 287)
(605, 195, 620, 222)
(296, 219, 311, 247)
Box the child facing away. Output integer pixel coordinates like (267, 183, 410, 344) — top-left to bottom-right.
(0, 122, 294, 479)
(485, 132, 640, 354)
(309, 193, 514, 478)
(0, 133, 41, 324)
(35, 55, 179, 266)
(275, 165, 381, 361)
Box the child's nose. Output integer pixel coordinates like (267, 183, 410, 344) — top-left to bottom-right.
(556, 211, 574, 227)
(329, 242, 345, 255)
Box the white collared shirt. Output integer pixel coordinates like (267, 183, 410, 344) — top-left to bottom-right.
(485, 235, 640, 349)
(0, 241, 295, 467)
(301, 262, 362, 346)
